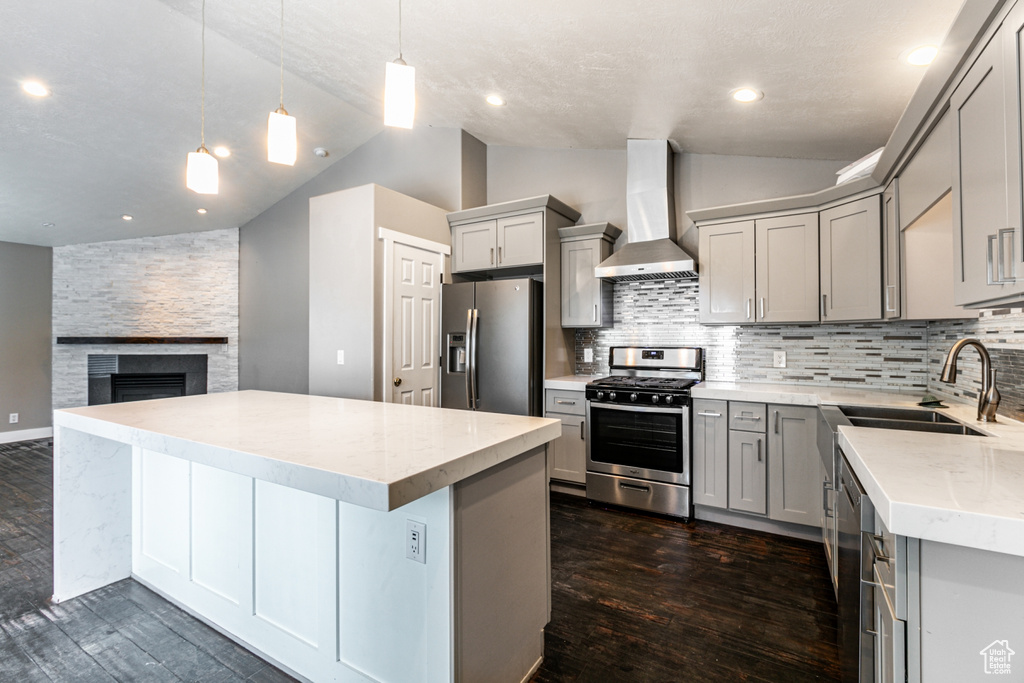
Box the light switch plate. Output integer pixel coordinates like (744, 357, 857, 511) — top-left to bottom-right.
(773, 351, 787, 368)
(337, 350, 344, 365)
(8, 413, 17, 424)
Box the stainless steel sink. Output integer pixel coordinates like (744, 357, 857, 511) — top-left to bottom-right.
(845, 416, 987, 437)
(837, 405, 958, 424)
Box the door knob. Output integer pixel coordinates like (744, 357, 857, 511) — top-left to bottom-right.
(393, 377, 402, 387)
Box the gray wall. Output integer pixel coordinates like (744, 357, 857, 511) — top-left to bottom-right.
(239, 127, 485, 394)
(0, 241, 52, 434)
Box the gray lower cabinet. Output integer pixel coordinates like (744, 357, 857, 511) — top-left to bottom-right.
(558, 223, 620, 328)
(819, 195, 882, 322)
(754, 213, 820, 323)
(692, 399, 728, 508)
(728, 430, 767, 515)
(698, 221, 755, 324)
(767, 405, 820, 525)
(545, 389, 586, 484)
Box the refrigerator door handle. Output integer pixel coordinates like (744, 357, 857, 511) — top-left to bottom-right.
(469, 309, 480, 408)
(465, 309, 474, 409)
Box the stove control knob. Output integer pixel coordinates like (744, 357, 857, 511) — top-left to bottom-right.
(651, 394, 660, 404)
(630, 393, 638, 402)
(596, 391, 605, 400)
(609, 392, 617, 401)
(665, 395, 674, 405)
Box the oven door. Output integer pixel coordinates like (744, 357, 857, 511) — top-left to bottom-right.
(586, 401, 689, 485)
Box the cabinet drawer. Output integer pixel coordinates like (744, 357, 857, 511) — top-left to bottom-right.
(545, 390, 585, 416)
(871, 511, 909, 620)
(729, 402, 766, 432)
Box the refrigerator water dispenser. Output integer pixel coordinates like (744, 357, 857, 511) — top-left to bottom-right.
(447, 333, 467, 373)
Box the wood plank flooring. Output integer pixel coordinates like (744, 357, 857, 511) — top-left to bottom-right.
(0, 439, 837, 681)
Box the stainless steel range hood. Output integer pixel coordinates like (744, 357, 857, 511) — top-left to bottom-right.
(594, 139, 698, 281)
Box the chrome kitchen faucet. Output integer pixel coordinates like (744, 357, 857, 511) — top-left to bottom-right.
(940, 338, 1001, 422)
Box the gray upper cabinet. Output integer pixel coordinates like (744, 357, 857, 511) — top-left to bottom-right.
(699, 221, 755, 324)
(820, 195, 882, 322)
(692, 399, 728, 509)
(755, 213, 820, 324)
(950, 20, 1024, 307)
(496, 212, 545, 268)
(767, 405, 820, 526)
(559, 223, 621, 328)
(452, 220, 498, 272)
(882, 181, 901, 320)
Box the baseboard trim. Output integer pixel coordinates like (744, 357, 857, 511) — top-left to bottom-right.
(0, 427, 53, 444)
(694, 505, 820, 542)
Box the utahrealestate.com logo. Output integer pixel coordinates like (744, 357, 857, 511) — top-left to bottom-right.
(980, 640, 1015, 675)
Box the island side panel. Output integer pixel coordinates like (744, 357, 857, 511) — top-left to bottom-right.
(52, 426, 133, 602)
(453, 445, 550, 683)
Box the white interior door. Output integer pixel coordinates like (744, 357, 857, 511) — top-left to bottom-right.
(387, 238, 444, 405)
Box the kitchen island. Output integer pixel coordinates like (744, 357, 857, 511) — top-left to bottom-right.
(53, 390, 560, 683)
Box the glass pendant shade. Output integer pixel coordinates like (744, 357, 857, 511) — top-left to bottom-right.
(268, 108, 297, 165)
(384, 60, 415, 129)
(186, 146, 219, 194)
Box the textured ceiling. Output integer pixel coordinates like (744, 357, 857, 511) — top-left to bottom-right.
(1, 0, 963, 246)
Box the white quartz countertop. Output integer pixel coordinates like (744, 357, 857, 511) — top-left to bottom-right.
(54, 390, 560, 512)
(691, 381, 1024, 556)
(544, 375, 602, 390)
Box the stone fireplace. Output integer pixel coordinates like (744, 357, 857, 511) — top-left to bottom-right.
(87, 354, 208, 405)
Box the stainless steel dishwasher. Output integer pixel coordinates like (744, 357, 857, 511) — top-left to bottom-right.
(837, 451, 874, 683)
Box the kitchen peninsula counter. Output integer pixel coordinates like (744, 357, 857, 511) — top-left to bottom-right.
(54, 390, 560, 683)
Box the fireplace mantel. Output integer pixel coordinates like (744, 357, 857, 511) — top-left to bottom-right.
(57, 337, 228, 345)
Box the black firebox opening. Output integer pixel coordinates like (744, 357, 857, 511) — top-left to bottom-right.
(111, 373, 187, 403)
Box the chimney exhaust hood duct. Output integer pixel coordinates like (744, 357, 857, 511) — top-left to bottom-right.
(594, 139, 698, 281)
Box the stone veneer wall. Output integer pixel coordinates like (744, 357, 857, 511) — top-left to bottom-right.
(52, 229, 238, 410)
(575, 280, 1024, 421)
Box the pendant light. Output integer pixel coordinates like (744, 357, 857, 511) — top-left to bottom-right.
(384, 0, 415, 129)
(186, 0, 218, 195)
(268, 0, 297, 165)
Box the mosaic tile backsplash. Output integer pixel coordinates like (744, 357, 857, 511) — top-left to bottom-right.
(575, 280, 1024, 421)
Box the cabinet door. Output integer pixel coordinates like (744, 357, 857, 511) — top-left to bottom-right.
(549, 414, 586, 484)
(728, 430, 766, 515)
(820, 195, 882, 322)
(452, 220, 497, 272)
(692, 399, 728, 508)
(882, 181, 901, 319)
(698, 221, 755, 324)
(496, 212, 544, 267)
(950, 29, 1022, 305)
(874, 571, 906, 683)
(767, 405, 820, 526)
(754, 214, 819, 323)
(561, 238, 611, 327)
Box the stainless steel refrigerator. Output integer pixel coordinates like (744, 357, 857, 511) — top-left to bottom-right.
(441, 278, 543, 416)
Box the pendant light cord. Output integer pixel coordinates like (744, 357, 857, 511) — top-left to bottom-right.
(200, 0, 206, 149)
(279, 0, 284, 109)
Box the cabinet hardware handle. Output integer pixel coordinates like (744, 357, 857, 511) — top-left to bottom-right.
(884, 284, 897, 313)
(737, 414, 761, 421)
(756, 437, 762, 462)
(490, 247, 495, 265)
(498, 246, 503, 263)
(580, 420, 585, 440)
(593, 304, 598, 322)
(821, 293, 827, 318)
(774, 410, 779, 434)
(697, 411, 722, 417)
(869, 534, 891, 564)
(555, 399, 576, 405)
(619, 482, 651, 493)
(746, 298, 752, 320)
(991, 228, 1020, 284)
(759, 297, 765, 320)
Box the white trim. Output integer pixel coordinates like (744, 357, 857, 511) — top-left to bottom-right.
(0, 427, 53, 444)
(377, 226, 451, 255)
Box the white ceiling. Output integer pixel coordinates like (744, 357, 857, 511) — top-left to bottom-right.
(1, 0, 964, 247)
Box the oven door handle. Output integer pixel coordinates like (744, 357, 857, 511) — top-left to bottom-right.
(587, 402, 685, 415)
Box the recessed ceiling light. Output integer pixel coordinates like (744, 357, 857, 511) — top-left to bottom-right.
(197, 208, 208, 214)
(213, 146, 231, 158)
(121, 214, 133, 221)
(22, 81, 51, 97)
(730, 87, 764, 103)
(903, 45, 938, 66)
(486, 94, 506, 107)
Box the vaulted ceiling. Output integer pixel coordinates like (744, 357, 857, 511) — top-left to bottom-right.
(1, 0, 963, 246)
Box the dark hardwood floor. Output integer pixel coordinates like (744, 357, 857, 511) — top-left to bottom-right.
(0, 439, 837, 682)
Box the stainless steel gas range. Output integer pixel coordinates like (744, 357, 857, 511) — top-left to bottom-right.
(584, 346, 704, 519)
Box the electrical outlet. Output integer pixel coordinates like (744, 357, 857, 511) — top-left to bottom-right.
(406, 520, 426, 564)
(773, 351, 787, 368)
(584, 347, 594, 363)
(8, 413, 18, 424)
(336, 350, 344, 365)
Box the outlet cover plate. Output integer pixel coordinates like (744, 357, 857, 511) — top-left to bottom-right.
(773, 351, 787, 368)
